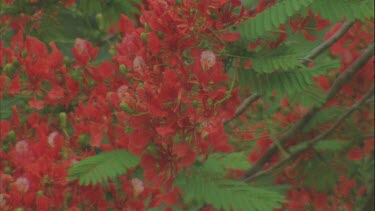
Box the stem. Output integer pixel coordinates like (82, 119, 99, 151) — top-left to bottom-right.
(215, 69, 236, 107)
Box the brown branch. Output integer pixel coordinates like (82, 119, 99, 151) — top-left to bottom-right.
(224, 93, 260, 125)
(244, 84, 374, 182)
(241, 42, 375, 180)
(226, 21, 355, 125)
(304, 21, 356, 62)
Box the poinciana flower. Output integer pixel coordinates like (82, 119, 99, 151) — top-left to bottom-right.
(71, 38, 98, 66)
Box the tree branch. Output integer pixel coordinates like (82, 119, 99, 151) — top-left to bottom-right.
(241, 42, 375, 180)
(224, 93, 260, 125)
(244, 84, 374, 182)
(304, 21, 356, 62)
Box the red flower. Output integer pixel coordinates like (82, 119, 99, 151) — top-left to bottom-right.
(71, 38, 98, 66)
(29, 96, 44, 110)
(47, 84, 65, 100)
(0, 120, 10, 139)
(348, 147, 363, 161)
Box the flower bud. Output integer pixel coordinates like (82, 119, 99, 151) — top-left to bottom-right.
(59, 112, 67, 129)
(4, 166, 12, 174)
(7, 130, 16, 140)
(96, 13, 105, 30)
(141, 33, 148, 43)
(4, 63, 14, 72)
(78, 134, 90, 147)
(120, 102, 133, 114)
(119, 64, 127, 75)
(37, 190, 44, 196)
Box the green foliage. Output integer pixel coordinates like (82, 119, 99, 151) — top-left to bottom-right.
(68, 150, 140, 186)
(76, 0, 141, 27)
(173, 152, 284, 210)
(176, 166, 284, 211)
(201, 152, 251, 175)
(240, 0, 259, 9)
(0, 96, 28, 120)
(289, 139, 348, 153)
(251, 46, 303, 73)
(238, 60, 339, 96)
(302, 107, 345, 132)
(288, 84, 326, 108)
(297, 155, 339, 191)
(238, 0, 314, 40)
(310, 0, 374, 22)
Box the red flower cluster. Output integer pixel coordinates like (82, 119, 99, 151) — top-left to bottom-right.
(0, 0, 243, 209)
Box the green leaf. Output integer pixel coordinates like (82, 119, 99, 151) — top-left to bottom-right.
(251, 46, 303, 73)
(68, 149, 140, 186)
(298, 156, 338, 191)
(203, 152, 251, 175)
(0, 96, 27, 120)
(314, 140, 349, 152)
(289, 84, 326, 108)
(175, 173, 284, 211)
(310, 0, 374, 22)
(238, 0, 314, 40)
(238, 59, 339, 96)
(289, 139, 348, 153)
(302, 107, 345, 132)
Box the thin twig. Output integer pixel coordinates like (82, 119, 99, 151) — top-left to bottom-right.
(241, 42, 375, 180)
(244, 84, 374, 182)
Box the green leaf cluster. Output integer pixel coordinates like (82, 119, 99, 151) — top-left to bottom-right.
(175, 152, 285, 211)
(238, 0, 314, 40)
(68, 149, 140, 185)
(238, 60, 339, 96)
(310, 0, 374, 22)
(238, 0, 374, 41)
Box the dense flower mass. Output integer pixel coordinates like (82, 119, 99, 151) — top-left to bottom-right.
(0, 0, 374, 210)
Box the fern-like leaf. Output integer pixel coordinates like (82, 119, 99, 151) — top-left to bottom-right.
(310, 0, 374, 22)
(289, 139, 348, 153)
(68, 150, 140, 186)
(302, 107, 345, 132)
(238, 0, 314, 40)
(251, 46, 303, 73)
(238, 60, 339, 96)
(175, 171, 284, 211)
(289, 84, 326, 108)
(202, 152, 251, 175)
